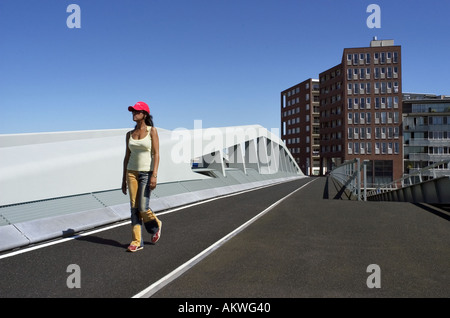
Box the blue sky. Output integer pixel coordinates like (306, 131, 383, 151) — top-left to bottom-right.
(1, 0, 449, 134)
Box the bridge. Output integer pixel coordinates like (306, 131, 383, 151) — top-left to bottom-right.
(0, 176, 448, 298)
(0, 126, 449, 299)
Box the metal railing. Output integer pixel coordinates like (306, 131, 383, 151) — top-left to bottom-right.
(330, 158, 450, 202)
(329, 158, 368, 201)
(367, 159, 450, 197)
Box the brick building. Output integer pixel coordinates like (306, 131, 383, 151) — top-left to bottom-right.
(281, 78, 321, 175)
(282, 39, 404, 185)
(319, 39, 403, 185)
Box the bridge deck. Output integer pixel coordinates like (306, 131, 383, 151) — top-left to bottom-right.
(0, 177, 448, 298)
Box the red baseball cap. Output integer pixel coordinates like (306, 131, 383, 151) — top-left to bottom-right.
(128, 101, 150, 114)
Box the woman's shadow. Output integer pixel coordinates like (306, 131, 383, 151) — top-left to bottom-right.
(73, 234, 153, 249)
(74, 235, 128, 248)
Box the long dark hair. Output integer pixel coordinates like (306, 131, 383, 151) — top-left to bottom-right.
(144, 112, 154, 127)
(134, 111, 154, 128)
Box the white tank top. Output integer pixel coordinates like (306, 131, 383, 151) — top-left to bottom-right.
(127, 126, 153, 172)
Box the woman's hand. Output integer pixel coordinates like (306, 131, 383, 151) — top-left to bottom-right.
(150, 175, 157, 190)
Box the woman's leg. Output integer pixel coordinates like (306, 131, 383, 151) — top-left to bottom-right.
(138, 171, 161, 235)
(127, 171, 143, 248)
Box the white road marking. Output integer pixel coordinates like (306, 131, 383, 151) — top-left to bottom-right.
(0, 177, 307, 260)
(132, 178, 317, 298)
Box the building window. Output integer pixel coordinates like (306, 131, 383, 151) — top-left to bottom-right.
(388, 142, 393, 154)
(387, 67, 393, 78)
(366, 142, 372, 154)
(360, 68, 365, 79)
(360, 112, 366, 124)
(375, 142, 380, 154)
(382, 142, 387, 154)
(375, 98, 380, 109)
(375, 160, 393, 184)
(393, 52, 398, 63)
(381, 112, 387, 124)
(388, 127, 393, 139)
(387, 97, 393, 109)
(375, 112, 380, 124)
(360, 97, 366, 109)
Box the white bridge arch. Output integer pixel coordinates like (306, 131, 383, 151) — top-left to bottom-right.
(0, 124, 304, 251)
(0, 124, 302, 206)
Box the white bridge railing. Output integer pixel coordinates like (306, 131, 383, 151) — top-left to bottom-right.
(329, 158, 368, 201)
(329, 158, 450, 203)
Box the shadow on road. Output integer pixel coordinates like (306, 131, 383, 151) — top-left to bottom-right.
(74, 235, 134, 249)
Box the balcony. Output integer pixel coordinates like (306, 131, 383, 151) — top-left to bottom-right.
(408, 153, 450, 161)
(408, 139, 450, 147)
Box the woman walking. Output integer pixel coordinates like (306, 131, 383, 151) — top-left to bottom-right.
(122, 101, 162, 252)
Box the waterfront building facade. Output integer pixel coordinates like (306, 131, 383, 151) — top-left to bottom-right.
(403, 93, 450, 180)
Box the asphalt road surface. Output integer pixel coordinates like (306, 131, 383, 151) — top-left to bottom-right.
(1, 177, 449, 298)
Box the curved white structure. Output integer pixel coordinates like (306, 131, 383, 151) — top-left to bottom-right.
(0, 124, 303, 251)
(0, 125, 302, 206)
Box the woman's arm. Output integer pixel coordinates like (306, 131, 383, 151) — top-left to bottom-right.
(150, 127, 160, 190)
(122, 131, 131, 195)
